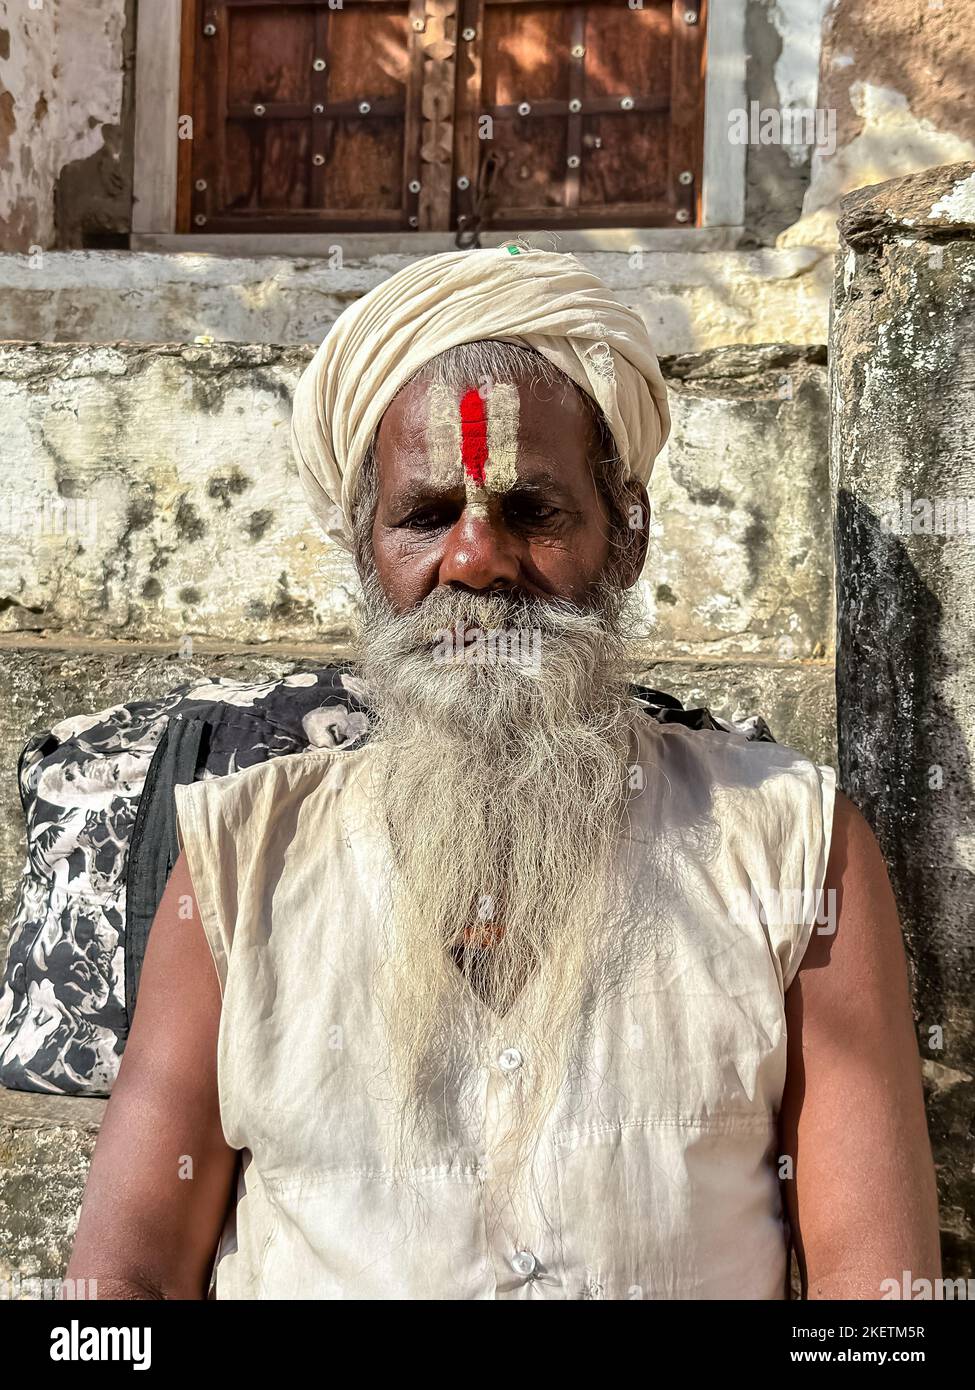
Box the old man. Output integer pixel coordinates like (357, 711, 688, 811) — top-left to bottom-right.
(68, 247, 940, 1300)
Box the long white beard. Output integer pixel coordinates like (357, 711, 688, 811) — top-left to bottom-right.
(354, 565, 662, 1189)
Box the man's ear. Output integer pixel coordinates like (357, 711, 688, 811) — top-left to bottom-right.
(618, 479, 651, 589)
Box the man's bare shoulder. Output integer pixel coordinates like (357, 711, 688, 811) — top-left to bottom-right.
(796, 787, 902, 980)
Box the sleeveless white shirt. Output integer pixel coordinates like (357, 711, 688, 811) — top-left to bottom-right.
(174, 714, 835, 1300)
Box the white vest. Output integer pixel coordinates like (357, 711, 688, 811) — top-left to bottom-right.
(174, 714, 835, 1300)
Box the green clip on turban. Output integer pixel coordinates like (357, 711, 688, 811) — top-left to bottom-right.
(290, 245, 671, 552)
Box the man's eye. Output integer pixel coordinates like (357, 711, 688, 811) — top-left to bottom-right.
(509, 501, 560, 524)
(401, 508, 450, 530)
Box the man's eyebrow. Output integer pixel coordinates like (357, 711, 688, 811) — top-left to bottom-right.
(506, 469, 565, 494)
(386, 478, 462, 512)
(503, 470, 583, 505)
(389, 469, 574, 506)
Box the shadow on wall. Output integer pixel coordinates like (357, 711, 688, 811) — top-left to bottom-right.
(836, 487, 975, 1276)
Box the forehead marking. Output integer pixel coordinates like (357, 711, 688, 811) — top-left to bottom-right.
(460, 387, 489, 486)
(483, 384, 519, 493)
(426, 383, 463, 488)
(425, 382, 521, 513)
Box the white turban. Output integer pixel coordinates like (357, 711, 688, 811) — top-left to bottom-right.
(290, 244, 671, 551)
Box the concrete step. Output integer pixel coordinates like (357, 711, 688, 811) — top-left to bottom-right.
(0, 246, 831, 356)
(0, 340, 832, 661)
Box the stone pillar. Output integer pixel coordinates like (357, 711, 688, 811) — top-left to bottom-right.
(831, 161, 975, 1275)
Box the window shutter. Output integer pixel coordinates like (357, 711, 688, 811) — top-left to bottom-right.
(454, 0, 706, 232)
(180, 0, 423, 232)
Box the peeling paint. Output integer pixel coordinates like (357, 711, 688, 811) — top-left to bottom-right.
(930, 170, 975, 224)
(781, 82, 975, 249)
(779, 0, 975, 251)
(0, 0, 130, 249)
(768, 0, 831, 167)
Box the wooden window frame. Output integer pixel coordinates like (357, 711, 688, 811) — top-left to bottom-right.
(131, 0, 747, 242)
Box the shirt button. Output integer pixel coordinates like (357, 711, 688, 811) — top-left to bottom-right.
(498, 1047, 523, 1072)
(510, 1249, 537, 1278)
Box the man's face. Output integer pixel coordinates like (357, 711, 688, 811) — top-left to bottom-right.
(369, 376, 641, 612)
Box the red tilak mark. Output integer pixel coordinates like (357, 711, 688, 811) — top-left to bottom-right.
(459, 388, 488, 486)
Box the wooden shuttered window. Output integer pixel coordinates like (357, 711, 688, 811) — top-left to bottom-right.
(177, 0, 707, 234)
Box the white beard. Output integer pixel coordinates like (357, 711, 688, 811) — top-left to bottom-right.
(354, 565, 661, 1189)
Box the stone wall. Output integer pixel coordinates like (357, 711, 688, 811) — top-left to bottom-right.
(743, 0, 832, 244)
(832, 161, 975, 1275)
(0, 1090, 105, 1289)
(0, 341, 833, 657)
(779, 0, 975, 250)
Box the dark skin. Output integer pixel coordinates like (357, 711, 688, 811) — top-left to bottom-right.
(371, 379, 648, 609)
(66, 377, 942, 1298)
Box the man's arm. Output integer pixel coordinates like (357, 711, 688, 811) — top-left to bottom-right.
(66, 850, 238, 1299)
(779, 789, 942, 1299)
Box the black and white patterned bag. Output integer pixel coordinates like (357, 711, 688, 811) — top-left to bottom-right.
(0, 667, 371, 1097)
(0, 667, 771, 1098)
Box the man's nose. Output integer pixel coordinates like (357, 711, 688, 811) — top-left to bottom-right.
(438, 504, 522, 591)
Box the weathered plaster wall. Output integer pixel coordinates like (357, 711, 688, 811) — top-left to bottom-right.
(832, 161, 975, 1274)
(743, 0, 831, 244)
(0, 0, 134, 252)
(0, 1089, 104, 1287)
(780, 0, 975, 249)
(0, 341, 833, 663)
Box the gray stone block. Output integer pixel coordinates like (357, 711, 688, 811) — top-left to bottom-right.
(833, 163, 975, 1276)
